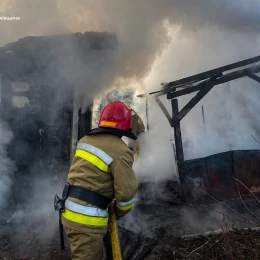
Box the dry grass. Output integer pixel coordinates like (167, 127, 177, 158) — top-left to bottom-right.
(177, 178, 260, 260)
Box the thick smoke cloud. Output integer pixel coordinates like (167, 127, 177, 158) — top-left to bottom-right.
(2, 0, 260, 81)
(0, 0, 260, 240)
(130, 95, 178, 181)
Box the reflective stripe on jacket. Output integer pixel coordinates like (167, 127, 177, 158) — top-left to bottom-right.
(62, 199, 109, 227)
(75, 143, 113, 172)
(116, 197, 135, 211)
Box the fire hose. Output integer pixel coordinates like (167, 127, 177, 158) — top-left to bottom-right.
(109, 201, 123, 260)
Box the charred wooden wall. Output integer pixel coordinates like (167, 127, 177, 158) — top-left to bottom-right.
(0, 31, 117, 205)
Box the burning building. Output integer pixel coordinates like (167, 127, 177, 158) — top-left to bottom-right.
(1, 31, 260, 260)
(0, 31, 117, 208)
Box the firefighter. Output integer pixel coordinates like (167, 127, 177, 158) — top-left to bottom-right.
(131, 108, 145, 137)
(55, 101, 138, 260)
(123, 103, 145, 155)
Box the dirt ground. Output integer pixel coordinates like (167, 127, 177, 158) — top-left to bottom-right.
(145, 228, 260, 260)
(1, 223, 260, 260)
(1, 181, 260, 260)
(1, 196, 260, 260)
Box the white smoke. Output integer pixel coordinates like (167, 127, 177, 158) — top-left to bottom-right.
(0, 120, 15, 211)
(145, 26, 260, 161)
(131, 95, 178, 181)
(2, 0, 260, 82)
(8, 175, 64, 241)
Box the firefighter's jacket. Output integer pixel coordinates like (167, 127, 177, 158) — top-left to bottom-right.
(62, 133, 138, 234)
(131, 111, 145, 136)
(128, 111, 145, 153)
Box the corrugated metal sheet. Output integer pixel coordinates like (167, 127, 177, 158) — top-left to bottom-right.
(206, 152, 236, 200)
(234, 151, 260, 195)
(178, 158, 210, 203)
(178, 150, 260, 203)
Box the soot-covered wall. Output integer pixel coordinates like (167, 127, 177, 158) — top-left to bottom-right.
(0, 32, 117, 206)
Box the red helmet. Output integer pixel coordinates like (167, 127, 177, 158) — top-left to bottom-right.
(99, 101, 132, 130)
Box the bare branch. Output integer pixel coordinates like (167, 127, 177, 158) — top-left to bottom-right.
(186, 203, 260, 228)
(233, 178, 260, 204)
(187, 241, 209, 258)
(236, 183, 260, 221)
(251, 134, 260, 144)
(182, 227, 260, 240)
(198, 188, 260, 227)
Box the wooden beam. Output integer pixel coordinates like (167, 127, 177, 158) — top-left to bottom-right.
(164, 55, 260, 91)
(172, 82, 216, 128)
(167, 64, 260, 99)
(245, 70, 260, 84)
(167, 84, 203, 99)
(155, 95, 173, 127)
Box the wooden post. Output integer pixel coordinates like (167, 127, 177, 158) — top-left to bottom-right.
(171, 99, 186, 202)
(202, 106, 206, 132)
(146, 95, 149, 131)
(171, 99, 184, 162)
(0, 74, 12, 119)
